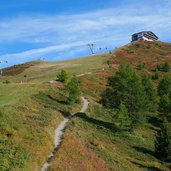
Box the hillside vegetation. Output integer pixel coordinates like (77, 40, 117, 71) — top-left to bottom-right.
(0, 41, 171, 171)
(1, 55, 109, 83)
(111, 41, 171, 66)
(49, 41, 171, 171)
(0, 55, 109, 171)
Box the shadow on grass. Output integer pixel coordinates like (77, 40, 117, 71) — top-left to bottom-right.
(47, 94, 67, 105)
(73, 112, 118, 132)
(131, 161, 162, 171)
(132, 146, 155, 157)
(58, 110, 71, 118)
(34, 92, 72, 114)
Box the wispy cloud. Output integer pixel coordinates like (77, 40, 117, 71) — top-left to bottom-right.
(0, 0, 171, 66)
(1, 41, 88, 59)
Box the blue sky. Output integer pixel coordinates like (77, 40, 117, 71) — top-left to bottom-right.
(0, 0, 171, 68)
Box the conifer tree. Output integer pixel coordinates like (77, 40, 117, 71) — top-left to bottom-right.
(159, 94, 171, 114)
(152, 72, 159, 80)
(117, 103, 132, 129)
(141, 74, 159, 111)
(162, 62, 170, 72)
(57, 69, 69, 83)
(158, 76, 171, 96)
(62, 75, 81, 105)
(102, 65, 148, 114)
(158, 76, 171, 116)
(155, 118, 170, 161)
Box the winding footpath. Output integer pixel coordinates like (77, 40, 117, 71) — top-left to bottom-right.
(40, 97, 89, 171)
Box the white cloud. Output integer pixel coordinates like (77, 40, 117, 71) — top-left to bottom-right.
(0, 3, 170, 43)
(1, 41, 88, 59)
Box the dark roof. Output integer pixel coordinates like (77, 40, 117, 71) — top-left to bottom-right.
(132, 31, 159, 39)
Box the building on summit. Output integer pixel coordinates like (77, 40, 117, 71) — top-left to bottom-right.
(132, 31, 159, 42)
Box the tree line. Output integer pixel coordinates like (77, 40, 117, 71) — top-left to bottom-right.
(101, 64, 171, 162)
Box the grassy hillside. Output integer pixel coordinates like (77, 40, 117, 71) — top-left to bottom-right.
(110, 41, 171, 75)
(111, 41, 171, 65)
(49, 41, 171, 171)
(0, 41, 171, 171)
(1, 54, 109, 84)
(50, 100, 169, 171)
(2, 62, 33, 76)
(0, 54, 109, 171)
(49, 74, 171, 171)
(0, 82, 69, 170)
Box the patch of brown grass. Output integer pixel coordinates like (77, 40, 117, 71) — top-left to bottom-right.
(2, 62, 33, 76)
(110, 41, 171, 68)
(49, 135, 108, 171)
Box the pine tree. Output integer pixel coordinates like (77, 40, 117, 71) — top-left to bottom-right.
(101, 65, 150, 130)
(158, 76, 171, 116)
(159, 94, 171, 114)
(162, 62, 170, 72)
(101, 88, 114, 108)
(152, 72, 160, 80)
(102, 65, 148, 114)
(158, 76, 171, 96)
(57, 69, 69, 83)
(62, 75, 81, 105)
(141, 74, 159, 111)
(155, 118, 170, 161)
(116, 103, 132, 129)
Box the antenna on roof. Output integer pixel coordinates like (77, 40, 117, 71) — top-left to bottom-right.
(87, 43, 95, 54)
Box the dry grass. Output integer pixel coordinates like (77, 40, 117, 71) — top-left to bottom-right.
(49, 135, 108, 171)
(110, 41, 171, 69)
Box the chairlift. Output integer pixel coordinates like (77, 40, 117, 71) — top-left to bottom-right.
(87, 43, 95, 54)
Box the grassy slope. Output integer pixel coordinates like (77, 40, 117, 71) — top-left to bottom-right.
(1, 41, 171, 171)
(0, 54, 109, 171)
(50, 75, 170, 171)
(111, 41, 171, 70)
(1, 54, 109, 83)
(0, 83, 65, 171)
(49, 41, 171, 171)
(50, 101, 165, 171)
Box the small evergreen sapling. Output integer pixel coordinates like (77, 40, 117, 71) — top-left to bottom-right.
(60, 75, 81, 105)
(57, 69, 69, 83)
